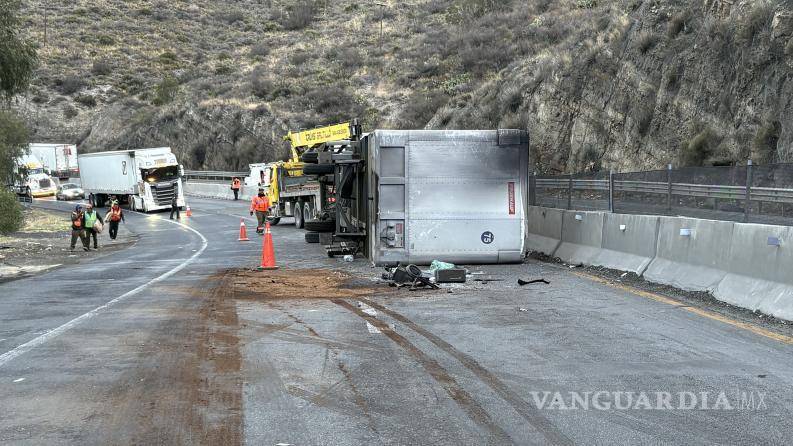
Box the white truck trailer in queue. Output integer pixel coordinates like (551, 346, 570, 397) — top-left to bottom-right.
(28, 143, 79, 180)
(77, 147, 185, 211)
(14, 154, 58, 197)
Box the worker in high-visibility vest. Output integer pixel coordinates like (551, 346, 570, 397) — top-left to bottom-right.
(231, 177, 241, 201)
(249, 188, 270, 234)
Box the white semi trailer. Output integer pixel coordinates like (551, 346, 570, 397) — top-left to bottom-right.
(77, 147, 185, 212)
(28, 143, 79, 179)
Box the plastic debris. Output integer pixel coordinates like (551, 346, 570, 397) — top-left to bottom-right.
(429, 260, 455, 272)
(343, 255, 354, 262)
(518, 308, 529, 312)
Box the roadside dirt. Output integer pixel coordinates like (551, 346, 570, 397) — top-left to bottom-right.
(226, 268, 386, 299)
(0, 207, 134, 281)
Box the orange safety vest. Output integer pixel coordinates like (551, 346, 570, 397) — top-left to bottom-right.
(109, 207, 122, 222)
(250, 196, 269, 212)
(232, 178, 241, 190)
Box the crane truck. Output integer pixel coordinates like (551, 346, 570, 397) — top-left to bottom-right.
(262, 121, 361, 227)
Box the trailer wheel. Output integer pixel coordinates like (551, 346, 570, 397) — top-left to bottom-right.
(302, 163, 334, 175)
(305, 219, 335, 233)
(305, 232, 320, 243)
(294, 202, 305, 229)
(303, 201, 313, 221)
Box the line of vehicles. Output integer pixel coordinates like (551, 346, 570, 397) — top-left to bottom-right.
(12, 120, 529, 264)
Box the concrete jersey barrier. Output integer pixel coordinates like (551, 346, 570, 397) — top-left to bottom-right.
(526, 206, 563, 256)
(643, 217, 734, 292)
(554, 210, 605, 266)
(592, 213, 659, 275)
(715, 223, 793, 320)
(184, 182, 253, 201)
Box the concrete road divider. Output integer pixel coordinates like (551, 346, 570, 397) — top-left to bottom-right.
(554, 210, 605, 266)
(643, 217, 734, 292)
(184, 182, 253, 201)
(592, 213, 659, 275)
(715, 223, 793, 320)
(527, 206, 563, 256)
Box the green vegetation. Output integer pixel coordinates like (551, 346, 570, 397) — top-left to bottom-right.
(0, 0, 37, 98)
(152, 76, 179, 106)
(0, 188, 23, 235)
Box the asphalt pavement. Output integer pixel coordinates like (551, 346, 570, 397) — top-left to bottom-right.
(1, 197, 792, 445)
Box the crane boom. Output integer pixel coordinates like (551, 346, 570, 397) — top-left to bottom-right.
(283, 122, 354, 162)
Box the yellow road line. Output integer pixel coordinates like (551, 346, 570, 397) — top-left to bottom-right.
(574, 271, 793, 345)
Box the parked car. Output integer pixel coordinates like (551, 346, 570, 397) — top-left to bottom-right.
(56, 183, 85, 201)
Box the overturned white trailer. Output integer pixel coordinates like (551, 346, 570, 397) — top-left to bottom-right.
(309, 129, 530, 265)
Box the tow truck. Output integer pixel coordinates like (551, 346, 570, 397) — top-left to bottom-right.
(264, 120, 361, 227)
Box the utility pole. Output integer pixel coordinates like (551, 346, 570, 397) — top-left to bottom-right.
(375, 2, 386, 52)
(43, 0, 48, 48)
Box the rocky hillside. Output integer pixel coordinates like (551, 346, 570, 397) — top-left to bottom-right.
(13, 0, 793, 173)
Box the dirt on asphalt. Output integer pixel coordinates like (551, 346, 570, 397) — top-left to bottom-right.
(226, 268, 386, 300)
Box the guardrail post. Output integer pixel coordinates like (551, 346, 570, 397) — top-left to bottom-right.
(567, 174, 573, 210)
(529, 172, 536, 206)
(608, 169, 614, 212)
(744, 160, 753, 223)
(666, 164, 673, 215)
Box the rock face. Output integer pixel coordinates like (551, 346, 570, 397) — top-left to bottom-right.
(430, 0, 793, 173)
(15, 0, 793, 173)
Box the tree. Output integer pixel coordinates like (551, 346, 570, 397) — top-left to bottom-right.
(0, 0, 38, 98)
(0, 110, 28, 184)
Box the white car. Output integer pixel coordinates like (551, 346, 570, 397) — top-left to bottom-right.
(56, 183, 85, 201)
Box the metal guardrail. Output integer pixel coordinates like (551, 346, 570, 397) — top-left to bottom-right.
(535, 179, 793, 205)
(183, 170, 247, 182)
(532, 162, 793, 225)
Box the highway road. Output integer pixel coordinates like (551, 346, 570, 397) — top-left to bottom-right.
(1, 197, 792, 445)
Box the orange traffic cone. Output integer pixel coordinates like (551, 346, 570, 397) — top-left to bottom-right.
(238, 218, 250, 241)
(185, 205, 193, 217)
(258, 222, 278, 270)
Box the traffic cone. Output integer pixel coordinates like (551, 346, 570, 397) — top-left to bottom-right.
(185, 205, 193, 217)
(258, 222, 278, 270)
(238, 218, 250, 241)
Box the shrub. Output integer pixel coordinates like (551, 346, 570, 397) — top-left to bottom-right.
(667, 13, 688, 38)
(158, 51, 178, 66)
(63, 104, 78, 119)
(397, 90, 448, 129)
(738, 3, 774, 42)
(97, 35, 115, 46)
(0, 189, 23, 235)
(680, 127, 718, 166)
(91, 60, 112, 76)
(75, 94, 97, 107)
(217, 10, 245, 24)
(752, 120, 780, 164)
(214, 63, 234, 75)
(636, 31, 658, 54)
(56, 76, 86, 95)
(250, 43, 269, 58)
(152, 76, 179, 106)
(280, 0, 315, 30)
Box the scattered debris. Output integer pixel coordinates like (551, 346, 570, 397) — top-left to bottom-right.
(343, 254, 354, 262)
(473, 276, 504, 284)
(429, 260, 455, 272)
(434, 268, 467, 283)
(517, 308, 529, 312)
(13, 378, 25, 383)
(382, 264, 439, 290)
(517, 278, 550, 286)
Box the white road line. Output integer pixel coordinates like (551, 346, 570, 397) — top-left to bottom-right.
(0, 218, 209, 368)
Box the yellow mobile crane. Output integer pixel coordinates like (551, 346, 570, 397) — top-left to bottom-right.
(265, 121, 360, 228)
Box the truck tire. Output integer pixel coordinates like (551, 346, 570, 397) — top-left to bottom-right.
(266, 216, 281, 225)
(305, 219, 335, 233)
(302, 163, 334, 175)
(305, 232, 320, 243)
(303, 201, 313, 221)
(88, 193, 96, 207)
(294, 203, 304, 229)
(301, 151, 319, 164)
